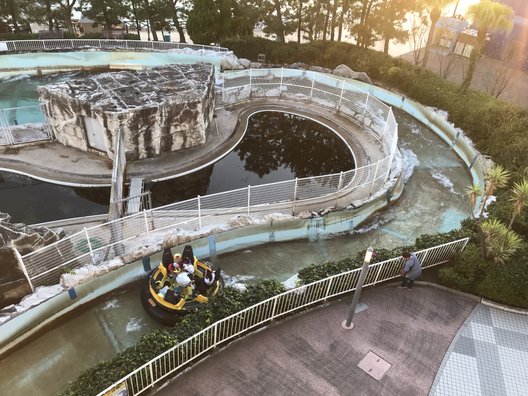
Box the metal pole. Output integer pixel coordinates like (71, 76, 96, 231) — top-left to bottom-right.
(342, 246, 373, 329)
(198, 195, 202, 229)
(247, 185, 251, 216)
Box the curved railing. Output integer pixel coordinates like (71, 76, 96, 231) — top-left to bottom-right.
(96, 238, 469, 396)
(0, 39, 228, 53)
(19, 68, 398, 288)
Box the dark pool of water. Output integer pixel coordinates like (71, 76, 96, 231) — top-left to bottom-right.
(0, 110, 353, 223)
(149, 112, 354, 205)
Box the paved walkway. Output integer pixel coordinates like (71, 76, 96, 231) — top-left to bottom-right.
(431, 304, 528, 396)
(153, 285, 528, 396)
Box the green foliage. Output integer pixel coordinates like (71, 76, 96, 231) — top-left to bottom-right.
(61, 280, 284, 396)
(0, 32, 38, 40)
(438, 243, 488, 293)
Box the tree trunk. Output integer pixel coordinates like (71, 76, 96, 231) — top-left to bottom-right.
(338, 1, 349, 42)
(422, 8, 441, 69)
(46, 0, 53, 30)
(130, 0, 142, 37)
(9, 1, 20, 33)
(330, 0, 339, 41)
(172, 1, 186, 43)
(143, 0, 159, 41)
(384, 36, 389, 54)
(274, 0, 286, 42)
(322, 1, 330, 41)
(297, 0, 303, 43)
(461, 35, 485, 94)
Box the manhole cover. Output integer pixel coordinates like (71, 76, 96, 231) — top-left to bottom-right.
(357, 351, 391, 381)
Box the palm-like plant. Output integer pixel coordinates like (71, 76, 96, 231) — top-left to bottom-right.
(421, 0, 454, 69)
(508, 179, 528, 229)
(460, 0, 514, 93)
(481, 218, 522, 263)
(465, 183, 482, 219)
(478, 164, 511, 219)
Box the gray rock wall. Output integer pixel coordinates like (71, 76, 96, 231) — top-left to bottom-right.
(38, 64, 216, 161)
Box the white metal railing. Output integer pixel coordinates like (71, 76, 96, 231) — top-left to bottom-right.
(0, 103, 53, 145)
(96, 237, 469, 396)
(0, 39, 229, 53)
(20, 68, 398, 288)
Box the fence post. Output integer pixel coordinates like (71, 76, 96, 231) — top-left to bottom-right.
(362, 92, 370, 123)
(337, 79, 345, 110)
(280, 67, 284, 98)
(247, 185, 251, 216)
(324, 277, 334, 300)
(270, 296, 278, 320)
(310, 72, 315, 100)
(149, 362, 155, 388)
(221, 74, 225, 104)
(213, 322, 218, 348)
(197, 195, 202, 229)
(249, 69, 253, 99)
(143, 210, 150, 236)
(84, 227, 96, 265)
(292, 178, 298, 215)
(335, 171, 343, 208)
(373, 264, 383, 285)
(369, 161, 380, 196)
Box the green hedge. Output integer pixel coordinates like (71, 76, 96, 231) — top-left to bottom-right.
(0, 33, 39, 41)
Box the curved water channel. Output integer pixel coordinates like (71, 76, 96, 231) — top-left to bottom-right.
(0, 93, 471, 394)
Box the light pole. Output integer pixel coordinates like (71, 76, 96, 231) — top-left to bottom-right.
(342, 246, 374, 330)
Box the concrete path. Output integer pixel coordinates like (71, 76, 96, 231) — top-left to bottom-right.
(154, 285, 477, 396)
(431, 304, 528, 396)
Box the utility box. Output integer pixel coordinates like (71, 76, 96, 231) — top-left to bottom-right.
(163, 34, 171, 42)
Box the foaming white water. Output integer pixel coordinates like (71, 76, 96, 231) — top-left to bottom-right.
(430, 169, 458, 194)
(222, 274, 255, 291)
(102, 299, 119, 310)
(126, 317, 143, 333)
(1, 74, 29, 82)
(401, 148, 420, 182)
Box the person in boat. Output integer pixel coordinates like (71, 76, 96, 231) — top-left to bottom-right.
(195, 267, 216, 294)
(175, 272, 195, 300)
(167, 253, 183, 278)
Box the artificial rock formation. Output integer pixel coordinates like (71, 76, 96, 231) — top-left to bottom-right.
(0, 212, 64, 308)
(38, 63, 216, 161)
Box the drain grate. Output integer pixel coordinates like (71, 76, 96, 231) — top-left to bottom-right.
(357, 351, 391, 381)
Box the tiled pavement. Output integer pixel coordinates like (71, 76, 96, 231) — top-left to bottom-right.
(430, 304, 528, 396)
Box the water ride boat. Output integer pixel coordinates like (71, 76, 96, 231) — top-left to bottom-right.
(141, 245, 223, 326)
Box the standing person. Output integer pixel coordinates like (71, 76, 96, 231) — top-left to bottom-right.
(399, 250, 422, 290)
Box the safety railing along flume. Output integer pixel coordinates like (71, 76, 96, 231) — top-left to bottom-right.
(19, 68, 398, 288)
(96, 237, 469, 396)
(0, 39, 228, 53)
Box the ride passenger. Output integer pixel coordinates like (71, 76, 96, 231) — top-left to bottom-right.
(176, 273, 195, 300)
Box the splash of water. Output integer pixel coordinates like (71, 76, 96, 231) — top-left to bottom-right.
(126, 317, 143, 333)
(400, 148, 420, 183)
(430, 169, 458, 194)
(102, 299, 119, 310)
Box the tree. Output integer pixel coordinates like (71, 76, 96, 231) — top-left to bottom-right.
(407, 11, 429, 65)
(481, 43, 521, 99)
(466, 183, 482, 219)
(349, 0, 380, 49)
(460, 0, 514, 93)
(259, 0, 297, 43)
(77, 0, 130, 38)
(187, 0, 219, 44)
(421, 0, 454, 69)
(468, 164, 511, 257)
(168, 0, 187, 42)
(372, 0, 414, 54)
(508, 179, 528, 229)
(481, 218, 522, 264)
(0, 0, 34, 33)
